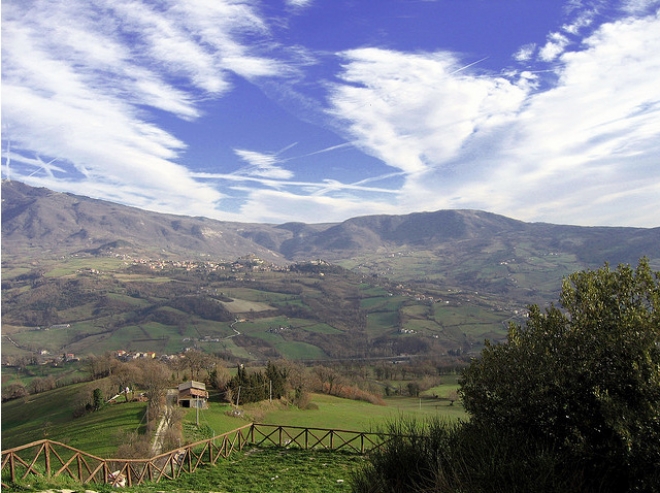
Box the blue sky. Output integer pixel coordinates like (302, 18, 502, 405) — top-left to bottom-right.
(2, 0, 659, 227)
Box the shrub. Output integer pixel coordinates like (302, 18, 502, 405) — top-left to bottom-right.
(356, 260, 660, 492)
(460, 259, 660, 491)
(352, 418, 591, 493)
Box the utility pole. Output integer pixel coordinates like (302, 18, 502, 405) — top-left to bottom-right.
(196, 394, 200, 426)
(269, 380, 272, 403)
(236, 386, 241, 406)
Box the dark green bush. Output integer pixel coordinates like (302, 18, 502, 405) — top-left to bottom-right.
(354, 260, 660, 493)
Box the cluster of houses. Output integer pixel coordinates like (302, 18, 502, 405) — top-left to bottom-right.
(114, 349, 159, 361)
(125, 254, 274, 273)
(120, 254, 333, 276)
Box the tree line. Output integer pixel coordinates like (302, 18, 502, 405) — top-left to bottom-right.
(354, 259, 660, 492)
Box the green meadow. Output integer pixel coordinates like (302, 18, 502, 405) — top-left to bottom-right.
(1, 254, 526, 365)
(1, 382, 147, 457)
(2, 377, 465, 458)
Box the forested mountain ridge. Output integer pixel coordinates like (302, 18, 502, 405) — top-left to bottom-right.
(2, 180, 659, 363)
(3, 180, 658, 268)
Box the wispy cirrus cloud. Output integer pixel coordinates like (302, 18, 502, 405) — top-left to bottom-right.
(327, 48, 528, 174)
(233, 148, 295, 179)
(2, 0, 659, 228)
(324, 7, 660, 227)
(1, 0, 286, 216)
(286, 0, 314, 9)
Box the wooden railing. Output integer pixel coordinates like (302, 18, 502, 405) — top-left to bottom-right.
(249, 424, 390, 454)
(1, 423, 252, 488)
(1, 423, 388, 488)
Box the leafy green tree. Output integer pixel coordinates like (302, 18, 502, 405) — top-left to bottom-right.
(460, 259, 660, 489)
(407, 381, 420, 397)
(265, 360, 287, 400)
(92, 388, 104, 411)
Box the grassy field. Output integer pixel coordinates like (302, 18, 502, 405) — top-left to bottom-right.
(189, 383, 466, 440)
(1, 253, 526, 363)
(2, 378, 465, 457)
(1, 382, 148, 456)
(3, 447, 364, 493)
(1, 374, 466, 492)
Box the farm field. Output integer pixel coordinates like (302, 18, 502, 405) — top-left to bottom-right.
(188, 391, 465, 440)
(1, 254, 524, 368)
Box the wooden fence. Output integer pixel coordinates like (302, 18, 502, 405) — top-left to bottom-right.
(1, 423, 388, 488)
(249, 424, 391, 454)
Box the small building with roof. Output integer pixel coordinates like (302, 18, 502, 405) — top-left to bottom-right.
(177, 380, 209, 408)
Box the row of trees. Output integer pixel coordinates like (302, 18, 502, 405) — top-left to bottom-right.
(227, 361, 288, 405)
(355, 259, 660, 492)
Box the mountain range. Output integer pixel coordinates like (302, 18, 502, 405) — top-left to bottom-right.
(3, 180, 658, 267)
(3, 179, 660, 311)
(2, 180, 659, 361)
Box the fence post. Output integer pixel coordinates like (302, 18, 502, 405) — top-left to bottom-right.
(45, 441, 51, 478)
(77, 454, 83, 483)
(10, 453, 16, 483)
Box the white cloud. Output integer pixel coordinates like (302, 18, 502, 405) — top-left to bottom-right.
(323, 10, 660, 227)
(233, 149, 295, 179)
(539, 32, 571, 61)
(561, 9, 595, 34)
(220, 188, 399, 224)
(621, 0, 660, 13)
(514, 43, 537, 62)
(1, 0, 285, 216)
(327, 48, 528, 174)
(286, 0, 313, 8)
(2, 0, 659, 229)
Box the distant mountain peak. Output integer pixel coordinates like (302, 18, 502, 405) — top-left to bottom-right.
(2, 181, 658, 271)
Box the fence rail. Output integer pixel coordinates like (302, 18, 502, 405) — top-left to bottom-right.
(249, 424, 391, 454)
(1, 423, 387, 488)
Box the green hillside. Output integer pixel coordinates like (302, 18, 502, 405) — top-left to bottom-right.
(2, 376, 464, 457)
(1, 255, 521, 367)
(1, 381, 147, 456)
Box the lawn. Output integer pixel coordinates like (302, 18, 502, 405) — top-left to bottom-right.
(1, 383, 147, 457)
(182, 390, 466, 444)
(4, 447, 364, 493)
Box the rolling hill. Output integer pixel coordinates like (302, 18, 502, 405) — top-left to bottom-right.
(2, 180, 659, 362)
(3, 180, 658, 266)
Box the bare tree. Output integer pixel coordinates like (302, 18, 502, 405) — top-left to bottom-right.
(111, 360, 141, 402)
(2, 383, 28, 402)
(283, 361, 310, 409)
(135, 360, 171, 424)
(182, 349, 215, 381)
(83, 353, 113, 380)
(314, 365, 343, 395)
(210, 364, 232, 392)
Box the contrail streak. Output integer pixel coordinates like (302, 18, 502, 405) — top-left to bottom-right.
(449, 56, 489, 75)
